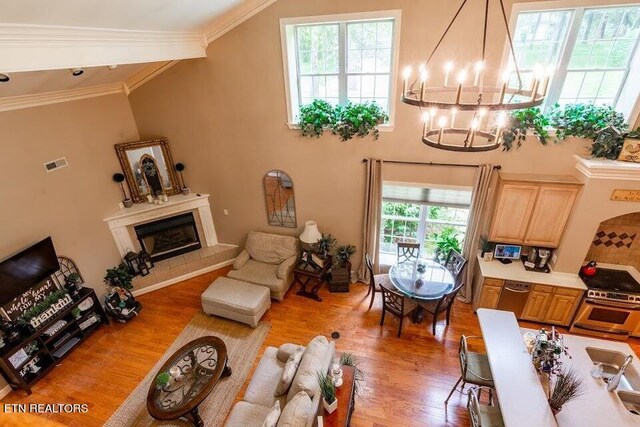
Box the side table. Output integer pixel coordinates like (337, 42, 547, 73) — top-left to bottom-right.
(293, 260, 330, 302)
(322, 365, 356, 427)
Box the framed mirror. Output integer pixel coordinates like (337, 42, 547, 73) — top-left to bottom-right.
(264, 170, 296, 228)
(115, 138, 180, 203)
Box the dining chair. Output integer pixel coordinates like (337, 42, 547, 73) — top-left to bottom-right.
(419, 281, 464, 335)
(443, 249, 468, 285)
(397, 242, 421, 262)
(445, 335, 495, 406)
(467, 386, 504, 427)
(364, 253, 393, 310)
(380, 285, 418, 337)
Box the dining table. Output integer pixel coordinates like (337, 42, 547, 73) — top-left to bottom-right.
(388, 259, 455, 322)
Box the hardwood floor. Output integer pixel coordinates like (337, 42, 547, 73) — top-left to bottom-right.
(2, 267, 640, 426)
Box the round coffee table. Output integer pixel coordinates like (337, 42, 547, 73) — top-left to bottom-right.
(146, 336, 231, 427)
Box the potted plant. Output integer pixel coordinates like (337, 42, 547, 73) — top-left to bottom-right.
(316, 233, 337, 258)
(340, 353, 364, 396)
(332, 102, 388, 141)
(317, 371, 338, 414)
(479, 235, 494, 262)
(104, 263, 134, 290)
(71, 307, 82, 320)
(156, 372, 171, 389)
(548, 367, 584, 415)
(330, 244, 356, 292)
(65, 272, 81, 296)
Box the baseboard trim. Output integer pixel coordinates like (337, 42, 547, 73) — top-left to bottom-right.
(0, 384, 12, 399)
(131, 258, 236, 298)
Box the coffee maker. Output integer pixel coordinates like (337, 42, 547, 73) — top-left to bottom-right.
(527, 247, 552, 271)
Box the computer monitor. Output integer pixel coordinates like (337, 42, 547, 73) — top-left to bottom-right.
(494, 244, 522, 260)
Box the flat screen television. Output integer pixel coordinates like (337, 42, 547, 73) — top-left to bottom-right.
(494, 244, 522, 260)
(0, 237, 59, 307)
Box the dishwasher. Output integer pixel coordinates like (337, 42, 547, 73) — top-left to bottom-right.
(496, 281, 531, 317)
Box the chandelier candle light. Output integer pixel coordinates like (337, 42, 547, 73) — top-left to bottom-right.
(401, 0, 553, 152)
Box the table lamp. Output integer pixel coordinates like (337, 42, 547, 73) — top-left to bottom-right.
(300, 220, 322, 246)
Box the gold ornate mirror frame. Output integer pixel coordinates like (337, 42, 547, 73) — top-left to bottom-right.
(115, 138, 180, 203)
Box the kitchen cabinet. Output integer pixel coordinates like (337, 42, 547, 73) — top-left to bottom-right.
(477, 279, 504, 310)
(521, 285, 552, 322)
(488, 174, 582, 249)
(544, 288, 582, 326)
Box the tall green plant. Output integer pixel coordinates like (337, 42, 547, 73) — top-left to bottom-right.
(432, 227, 462, 261)
(316, 372, 336, 404)
(104, 263, 134, 290)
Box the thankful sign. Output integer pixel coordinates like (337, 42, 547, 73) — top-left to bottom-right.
(2, 279, 58, 321)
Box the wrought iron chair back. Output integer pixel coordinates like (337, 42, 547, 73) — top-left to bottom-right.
(397, 242, 421, 262)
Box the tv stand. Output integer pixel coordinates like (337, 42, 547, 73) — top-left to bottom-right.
(0, 287, 108, 394)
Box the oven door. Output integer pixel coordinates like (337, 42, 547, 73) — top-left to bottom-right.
(570, 298, 640, 340)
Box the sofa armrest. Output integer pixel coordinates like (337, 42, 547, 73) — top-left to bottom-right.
(277, 255, 298, 280)
(233, 249, 251, 270)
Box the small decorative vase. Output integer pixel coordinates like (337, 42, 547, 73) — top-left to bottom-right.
(323, 397, 338, 414)
(123, 198, 133, 208)
(182, 187, 191, 195)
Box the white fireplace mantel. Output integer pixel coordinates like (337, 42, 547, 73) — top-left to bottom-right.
(103, 193, 218, 257)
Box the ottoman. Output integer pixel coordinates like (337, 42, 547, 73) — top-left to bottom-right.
(201, 277, 271, 328)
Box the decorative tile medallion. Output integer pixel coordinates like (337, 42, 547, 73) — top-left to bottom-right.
(592, 230, 636, 248)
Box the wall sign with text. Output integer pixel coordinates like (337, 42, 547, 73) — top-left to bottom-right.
(2, 279, 59, 321)
(611, 189, 640, 202)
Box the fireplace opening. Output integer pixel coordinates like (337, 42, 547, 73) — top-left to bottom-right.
(134, 212, 202, 261)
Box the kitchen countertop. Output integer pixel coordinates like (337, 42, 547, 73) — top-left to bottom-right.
(478, 309, 640, 427)
(477, 256, 587, 290)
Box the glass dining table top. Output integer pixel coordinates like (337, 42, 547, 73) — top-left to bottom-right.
(388, 260, 455, 301)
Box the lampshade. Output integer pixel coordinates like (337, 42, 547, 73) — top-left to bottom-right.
(299, 220, 322, 244)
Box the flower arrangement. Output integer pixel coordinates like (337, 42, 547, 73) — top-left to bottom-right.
(531, 327, 570, 375)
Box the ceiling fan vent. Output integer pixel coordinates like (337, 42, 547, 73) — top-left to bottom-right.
(44, 157, 69, 172)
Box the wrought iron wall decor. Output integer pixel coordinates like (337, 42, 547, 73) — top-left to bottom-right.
(264, 170, 297, 228)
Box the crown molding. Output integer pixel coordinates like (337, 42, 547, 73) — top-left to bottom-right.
(0, 24, 207, 73)
(0, 82, 127, 112)
(125, 61, 180, 92)
(204, 0, 279, 43)
(574, 155, 640, 181)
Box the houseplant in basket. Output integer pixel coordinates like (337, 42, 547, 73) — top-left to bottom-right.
(104, 263, 142, 323)
(330, 244, 356, 292)
(317, 371, 338, 414)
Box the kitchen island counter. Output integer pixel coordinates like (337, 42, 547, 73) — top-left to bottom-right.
(478, 308, 640, 427)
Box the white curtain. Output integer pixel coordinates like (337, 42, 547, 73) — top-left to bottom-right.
(358, 159, 383, 282)
(460, 164, 497, 303)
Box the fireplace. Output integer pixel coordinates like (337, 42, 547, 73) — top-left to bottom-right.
(134, 212, 201, 261)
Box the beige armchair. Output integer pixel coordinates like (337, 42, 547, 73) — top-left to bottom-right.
(228, 231, 299, 301)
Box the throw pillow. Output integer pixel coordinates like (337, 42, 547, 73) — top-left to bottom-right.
(287, 336, 329, 401)
(275, 346, 305, 396)
(277, 343, 304, 363)
(277, 391, 312, 427)
(618, 138, 640, 163)
(261, 401, 281, 427)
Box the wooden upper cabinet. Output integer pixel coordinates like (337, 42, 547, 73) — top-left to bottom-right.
(488, 174, 582, 248)
(488, 184, 539, 244)
(524, 185, 580, 247)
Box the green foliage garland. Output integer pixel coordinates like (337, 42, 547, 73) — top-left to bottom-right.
(21, 289, 70, 322)
(297, 100, 388, 141)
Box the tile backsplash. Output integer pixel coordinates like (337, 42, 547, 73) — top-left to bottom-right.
(585, 212, 640, 270)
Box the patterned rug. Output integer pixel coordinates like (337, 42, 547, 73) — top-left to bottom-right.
(104, 313, 270, 426)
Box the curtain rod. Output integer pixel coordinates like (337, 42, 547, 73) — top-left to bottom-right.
(361, 159, 501, 169)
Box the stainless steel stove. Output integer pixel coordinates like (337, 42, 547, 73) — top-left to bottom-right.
(571, 268, 640, 340)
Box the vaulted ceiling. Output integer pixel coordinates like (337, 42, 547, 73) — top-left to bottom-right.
(0, 0, 277, 111)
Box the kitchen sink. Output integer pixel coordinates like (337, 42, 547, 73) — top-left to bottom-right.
(585, 347, 640, 391)
(618, 390, 640, 416)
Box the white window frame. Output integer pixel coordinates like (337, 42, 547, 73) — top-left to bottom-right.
(503, 0, 640, 124)
(280, 10, 402, 131)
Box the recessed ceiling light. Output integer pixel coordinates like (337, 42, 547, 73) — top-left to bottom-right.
(107, 65, 118, 70)
(70, 68, 84, 77)
(0, 73, 9, 83)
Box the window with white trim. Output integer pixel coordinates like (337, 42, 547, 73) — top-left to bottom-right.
(280, 11, 401, 126)
(509, 4, 640, 119)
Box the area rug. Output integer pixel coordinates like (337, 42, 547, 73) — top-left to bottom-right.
(105, 313, 271, 427)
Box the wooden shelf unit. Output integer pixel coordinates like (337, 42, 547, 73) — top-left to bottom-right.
(0, 287, 108, 394)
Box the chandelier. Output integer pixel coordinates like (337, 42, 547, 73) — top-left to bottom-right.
(401, 0, 552, 152)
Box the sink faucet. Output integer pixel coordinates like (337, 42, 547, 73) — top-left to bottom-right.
(607, 355, 634, 392)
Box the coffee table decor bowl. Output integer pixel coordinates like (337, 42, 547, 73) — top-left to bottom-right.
(147, 336, 231, 427)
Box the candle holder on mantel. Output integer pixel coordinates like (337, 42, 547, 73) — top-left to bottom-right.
(401, 0, 552, 152)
